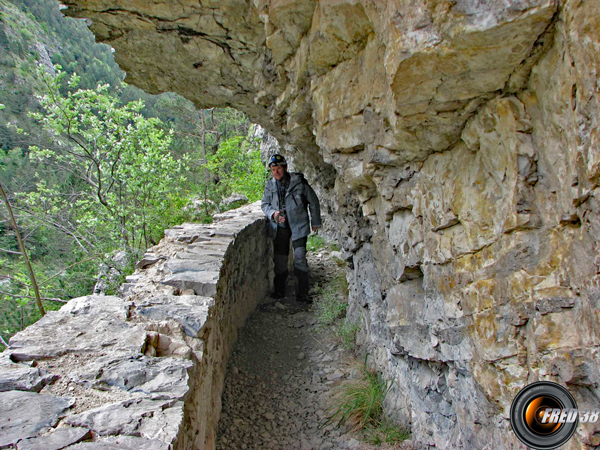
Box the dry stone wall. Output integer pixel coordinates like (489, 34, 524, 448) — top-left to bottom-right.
(43, 0, 600, 448)
(0, 203, 272, 449)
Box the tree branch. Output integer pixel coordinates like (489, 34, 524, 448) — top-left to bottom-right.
(11, 205, 94, 253)
(0, 290, 68, 303)
(0, 247, 22, 255)
(40, 254, 100, 287)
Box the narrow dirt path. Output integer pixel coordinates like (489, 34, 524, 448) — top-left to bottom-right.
(216, 250, 413, 450)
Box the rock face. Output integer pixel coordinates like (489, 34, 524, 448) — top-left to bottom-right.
(0, 203, 273, 450)
(56, 0, 600, 448)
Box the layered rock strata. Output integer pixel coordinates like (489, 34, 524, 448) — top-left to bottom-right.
(57, 0, 600, 448)
(0, 203, 272, 449)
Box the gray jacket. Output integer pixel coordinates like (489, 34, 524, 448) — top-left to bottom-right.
(261, 172, 322, 240)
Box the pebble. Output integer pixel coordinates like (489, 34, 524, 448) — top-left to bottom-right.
(348, 438, 361, 449)
(326, 370, 344, 381)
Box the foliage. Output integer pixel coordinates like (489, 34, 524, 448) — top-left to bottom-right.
(338, 318, 361, 350)
(307, 235, 341, 253)
(307, 234, 326, 252)
(24, 65, 188, 255)
(205, 134, 266, 206)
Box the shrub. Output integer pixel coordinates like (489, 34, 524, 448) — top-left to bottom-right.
(19, 28, 33, 41)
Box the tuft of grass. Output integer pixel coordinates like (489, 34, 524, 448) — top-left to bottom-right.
(307, 234, 327, 252)
(313, 272, 349, 326)
(326, 361, 392, 431)
(332, 256, 346, 267)
(338, 319, 360, 349)
(364, 419, 411, 446)
(314, 286, 347, 326)
(313, 270, 358, 346)
(324, 360, 410, 446)
(307, 235, 342, 253)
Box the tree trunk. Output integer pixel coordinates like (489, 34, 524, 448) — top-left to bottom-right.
(201, 111, 210, 217)
(0, 182, 45, 317)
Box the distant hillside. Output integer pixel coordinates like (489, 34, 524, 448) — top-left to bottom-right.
(0, 0, 125, 153)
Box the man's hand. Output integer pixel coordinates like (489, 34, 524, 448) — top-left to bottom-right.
(311, 226, 321, 233)
(273, 211, 285, 224)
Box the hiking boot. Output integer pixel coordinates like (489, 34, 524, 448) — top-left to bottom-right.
(272, 272, 288, 299)
(294, 268, 310, 303)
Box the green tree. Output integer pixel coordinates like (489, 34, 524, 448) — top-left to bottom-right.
(206, 133, 266, 204)
(24, 65, 188, 260)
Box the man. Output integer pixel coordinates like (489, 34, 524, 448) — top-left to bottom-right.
(261, 154, 321, 302)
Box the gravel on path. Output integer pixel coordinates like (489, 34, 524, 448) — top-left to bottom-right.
(216, 250, 414, 450)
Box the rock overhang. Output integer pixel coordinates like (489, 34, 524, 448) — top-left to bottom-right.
(60, 0, 558, 169)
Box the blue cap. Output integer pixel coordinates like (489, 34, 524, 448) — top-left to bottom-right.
(268, 154, 287, 167)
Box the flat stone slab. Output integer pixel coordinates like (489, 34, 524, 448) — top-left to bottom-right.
(0, 355, 58, 392)
(136, 294, 213, 337)
(161, 271, 220, 297)
(163, 227, 212, 243)
(190, 239, 232, 251)
(72, 354, 193, 400)
(8, 296, 147, 362)
(17, 426, 91, 450)
(164, 258, 222, 273)
(0, 390, 75, 449)
(135, 253, 164, 270)
(64, 399, 183, 442)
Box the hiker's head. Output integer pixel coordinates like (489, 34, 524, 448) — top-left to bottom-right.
(268, 154, 287, 180)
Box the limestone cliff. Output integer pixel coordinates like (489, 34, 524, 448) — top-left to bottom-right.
(62, 0, 600, 448)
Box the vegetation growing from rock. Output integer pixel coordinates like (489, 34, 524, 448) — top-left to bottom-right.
(307, 234, 327, 252)
(326, 359, 409, 445)
(310, 245, 360, 350)
(313, 270, 349, 327)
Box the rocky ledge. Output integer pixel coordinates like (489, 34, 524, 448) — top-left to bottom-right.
(0, 202, 272, 450)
